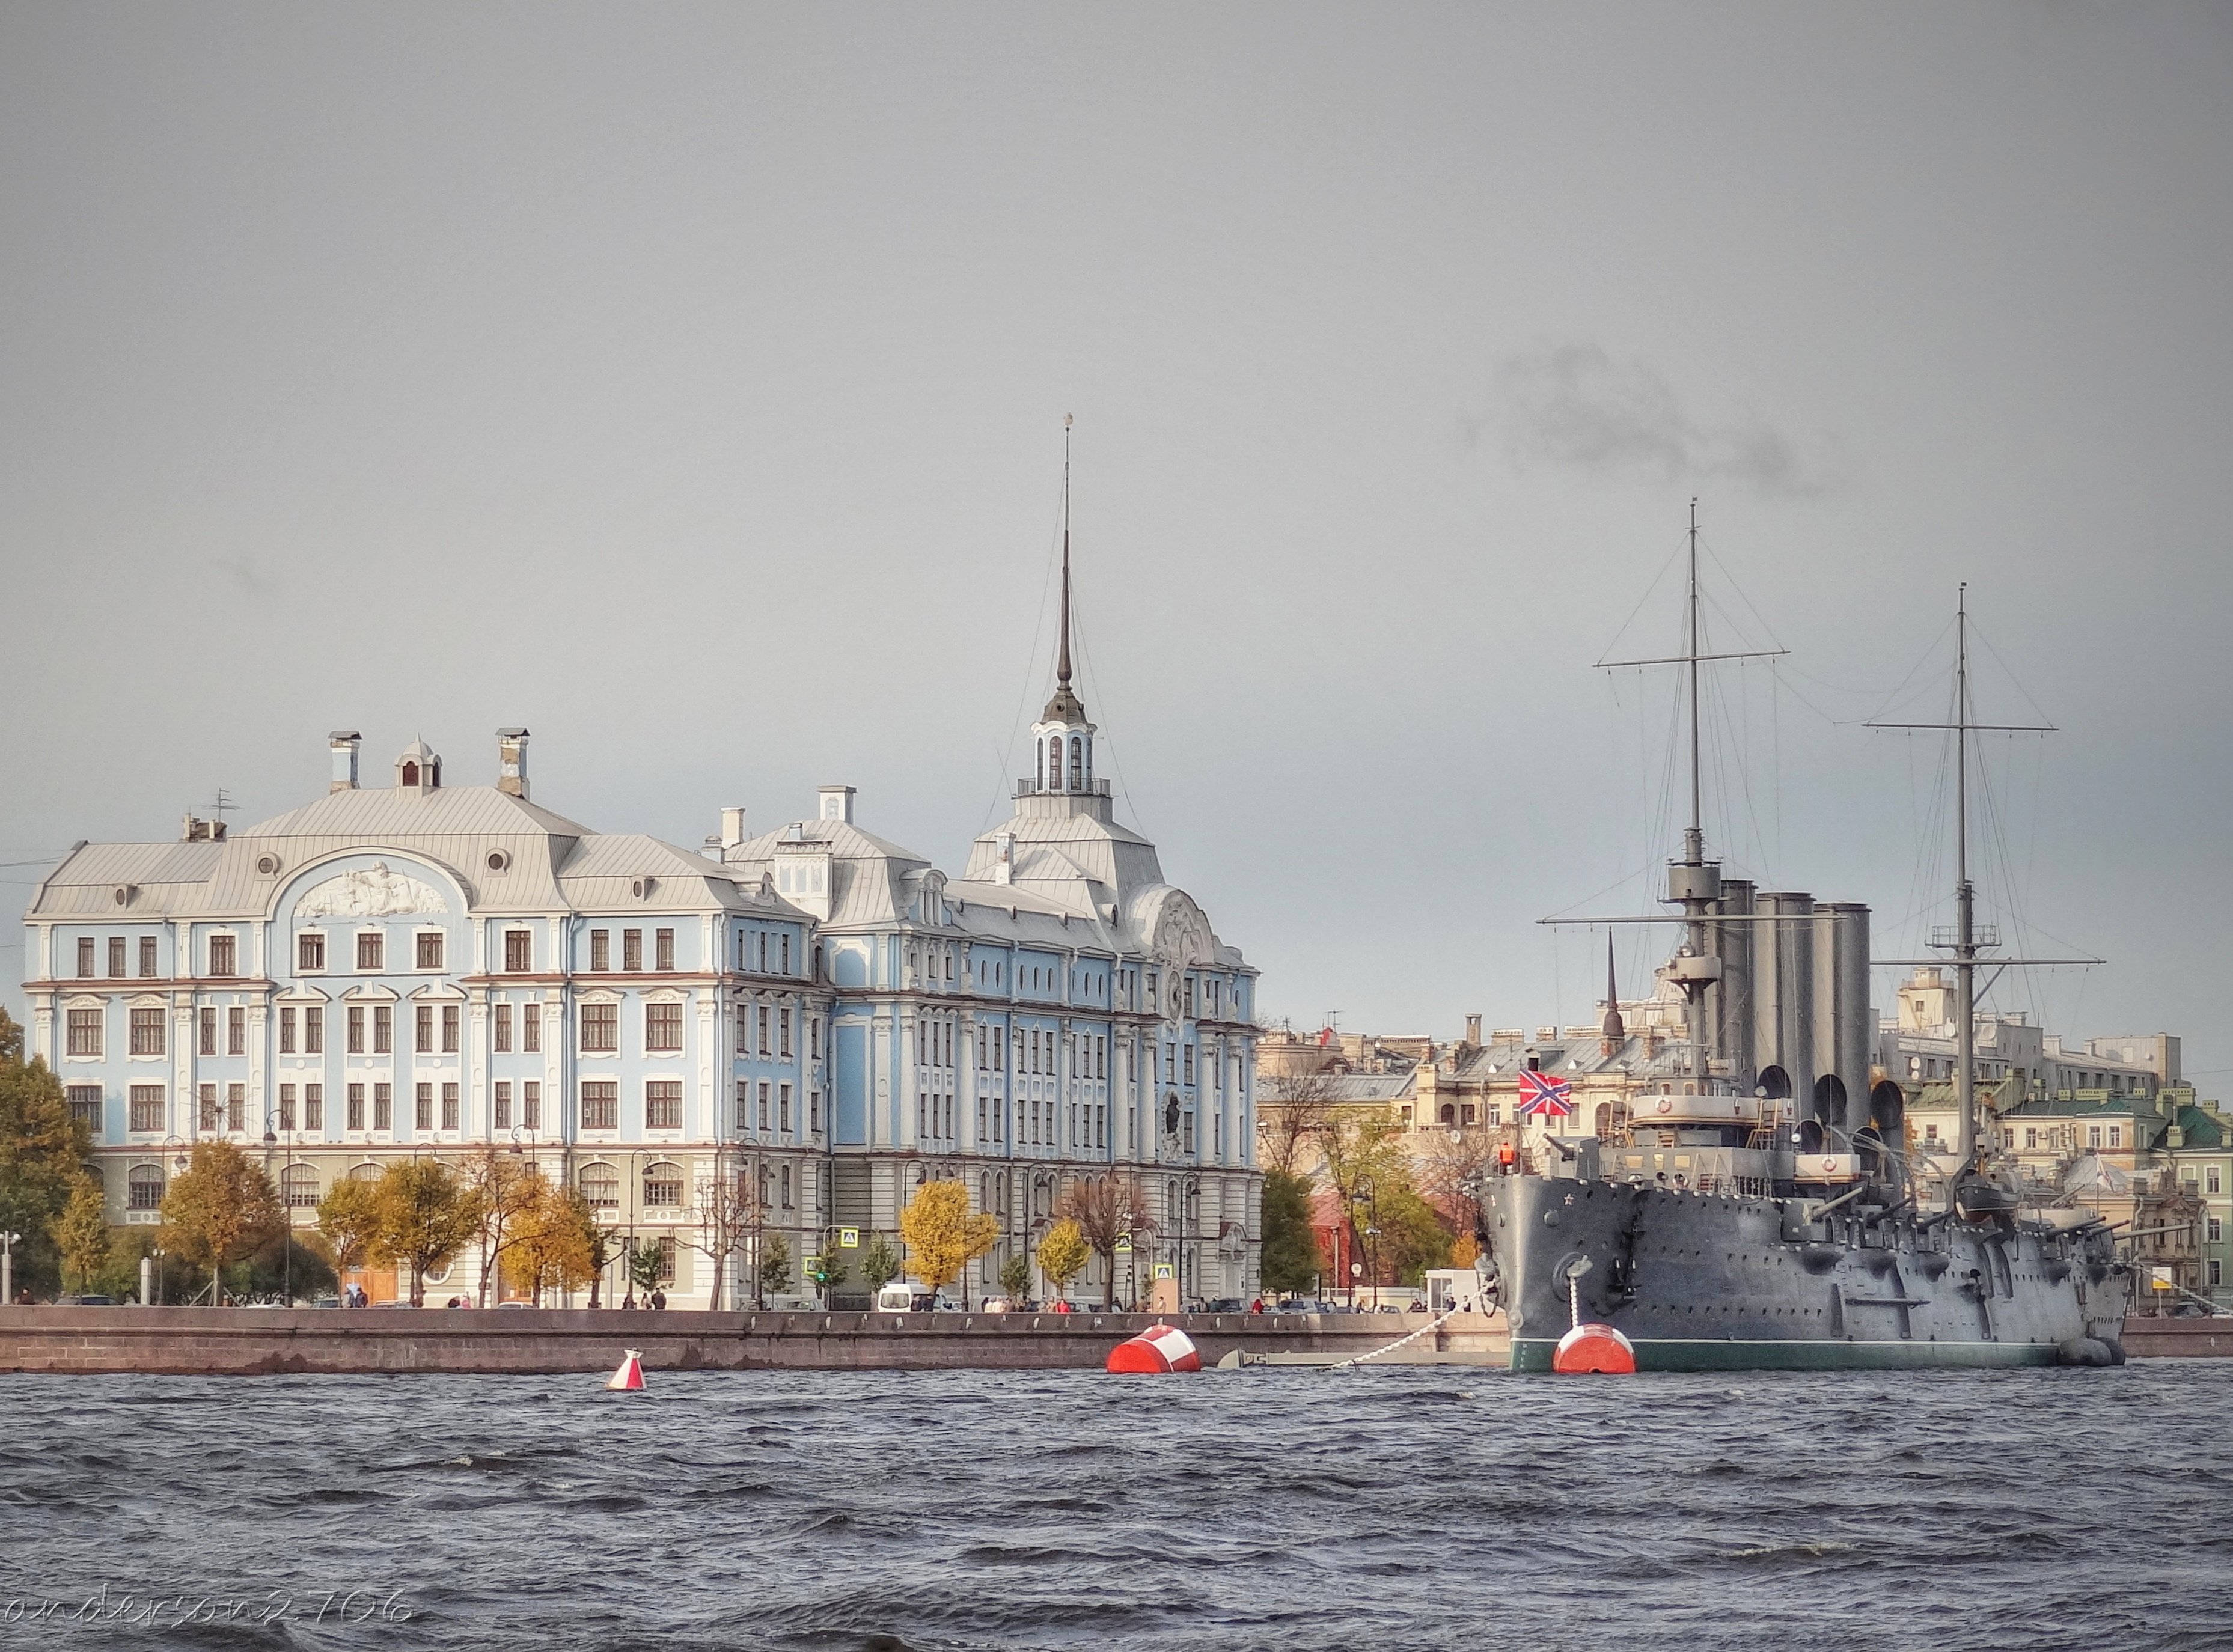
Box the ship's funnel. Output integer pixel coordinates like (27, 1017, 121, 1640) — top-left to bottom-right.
(1812, 1073, 1848, 1129)
(1869, 1079, 1907, 1141)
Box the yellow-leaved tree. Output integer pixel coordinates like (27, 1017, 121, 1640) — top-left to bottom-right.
(316, 1177, 382, 1295)
(1036, 1218, 1089, 1305)
(898, 1179, 999, 1308)
(159, 1141, 283, 1303)
(55, 1175, 111, 1296)
(504, 1182, 599, 1306)
(369, 1159, 477, 1306)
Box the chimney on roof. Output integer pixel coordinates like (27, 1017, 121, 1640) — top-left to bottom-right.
(819, 785, 855, 825)
(496, 728, 530, 799)
(329, 731, 361, 793)
(721, 808, 748, 853)
(1465, 1013, 1482, 1046)
(994, 831, 1015, 886)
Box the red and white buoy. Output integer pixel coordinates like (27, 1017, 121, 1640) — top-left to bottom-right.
(1106, 1324, 1201, 1373)
(1551, 1322, 1636, 1374)
(606, 1348, 646, 1391)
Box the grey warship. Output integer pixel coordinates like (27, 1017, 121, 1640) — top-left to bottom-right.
(1479, 522, 2133, 1372)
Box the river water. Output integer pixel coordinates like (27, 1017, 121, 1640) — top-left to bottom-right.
(0, 1362, 2225, 1651)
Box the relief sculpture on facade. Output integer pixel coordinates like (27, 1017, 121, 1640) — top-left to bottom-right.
(293, 861, 447, 919)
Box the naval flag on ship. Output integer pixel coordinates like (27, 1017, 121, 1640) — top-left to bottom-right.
(1515, 1069, 1575, 1118)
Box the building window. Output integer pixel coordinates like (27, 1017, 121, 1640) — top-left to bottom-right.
(522, 1002, 541, 1053)
(106, 937, 125, 978)
(2025, 1127, 2039, 1150)
(735, 1081, 751, 1132)
(2107, 1126, 2123, 1148)
(2209, 1217, 2225, 1245)
(779, 1082, 793, 1132)
(415, 1084, 433, 1131)
(280, 1007, 297, 1054)
(66, 1008, 102, 1058)
(623, 930, 643, 972)
(653, 1236, 676, 1284)
(129, 1085, 163, 1132)
(442, 1082, 459, 1132)
(2210, 1167, 2224, 1196)
(416, 932, 444, 971)
(2212, 1260, 2225, 1288)
(283, 1165, 320, 1209)
(66, 1085, 101, 1133)
(278, 1083, 296, 1132)
(198, 1084, 220, 1132)
(645, 1002, 683, 1053)
(299, 933, 325, 973)
(780, 1008, 793, 1059)
(522, 1080, 542, 1132)
(581, 1003, 618, 1054)
(416, 1005, 434, 1054)
(373, 1083, 393, 1132)
(442, 1004, 459, 1054)
(504, 930, 531, 973)
(374, 1005, 393, 1054)
(646, 1080, 682, 1131)
(347, 1084, 365, 1132)
(225, 1006, 243, 1056)
(494, 1004, 512, 1052)
(758, 1005, 771, 1056)
(76, 937, 96, 977)
(780, 934, 792, 975)
(581, 1163, 619, 1209)
(357, 932, 383, 972)
(643, 1161, 683, 1208)
(655, 929, 674, 971)
(810, 1089, 821, 1133)
(582, 1081, 619, 1132)
(304, 1083, 323, 1131)
(759, 1081, 771, 1132)
(209, 934, 237, 977)
(127, 1166, 163, 1212)
(494, 1081, 512, 1130)
(590, 930, 610, 971)
(304, 1006, 323, 1055)
(129, 1007, 164, 1056)
(347, 1005, 365, 1054)
(139, 936, 157, 977)
(227, 1084, 245, 1133)
(2088, 1125, 2103, 1148)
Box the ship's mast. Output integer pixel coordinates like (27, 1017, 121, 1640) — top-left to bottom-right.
(1953, 585, 1977, 1170)
(1678, 501, 1712, 1080)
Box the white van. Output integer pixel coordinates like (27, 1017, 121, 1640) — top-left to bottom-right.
(875, 1281, 946, 1312)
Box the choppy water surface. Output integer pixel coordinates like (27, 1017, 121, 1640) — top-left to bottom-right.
(0, 1362, 2227, 1651)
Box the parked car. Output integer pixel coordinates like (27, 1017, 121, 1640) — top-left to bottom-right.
(1204, 1298, 1248, 1313)
(53, 1294, 114, 1306)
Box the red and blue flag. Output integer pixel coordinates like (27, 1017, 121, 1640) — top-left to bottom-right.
(1515, 1069, 1575, 1118)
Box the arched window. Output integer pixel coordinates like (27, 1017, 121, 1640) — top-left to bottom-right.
(1068, 736, 1083, 790)
(643, 1161, 683, 1209)
(1438, 1103, 1455, 1124)
(1593, 1102, 1614, 1140)
(282, 1164, 320, 1209)
(580, 1163, 619, 1209)
(1035, 739, 1044, 790)
(127, 1165, 164, 1212)
(400, 761, 419, 787)
(348, 1162, 381, 1182)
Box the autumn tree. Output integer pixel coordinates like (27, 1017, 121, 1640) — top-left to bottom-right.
(859, 1234, 902, 1294)
(1257, 1066, 1339, 1176)
(686, 1151, 766, 1311)
(0, 1031, 91, 1296)
(1259, 1168, 1322, 1297)
(1054, 1174, 1156, 1308)
(459, 1147, 545, 1306)
(1410, 1127, 1500, 1239)
(316, 1178, 382, 1291)
(504, 1183, 599, 1306)
(899, 1180, 998, 1307)
(369, 1158, 477, 1306)
(1036, 1218, 1089, 1303)
(55, 1176, 111, 1295)
(160, 1141, 283, 1302)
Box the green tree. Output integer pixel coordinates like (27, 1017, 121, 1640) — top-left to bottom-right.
(1378, 1183, 1455, 1285)
(369, 1159, 477, 1306)
(757, 1232, 792, 1299)
(1036, 1218, 1089, 1303)
(55, 1176, 110, 1294)
(859, 1233, 902, 1294)
(160, 1142, 283, 1302)
(899, 1180, 998, 1306)
(627, 1237, 665, 1299)
(998, 1252, 1033, 1302)
(0, 1004, 22, 1062)
(0, 1038, 91, 1297)
(804, 1240, 848, 1303)
(316, 1178, 382, 1291)
(1259, 1168, 1322, 1297)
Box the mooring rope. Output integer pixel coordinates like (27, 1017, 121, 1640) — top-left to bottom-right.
(1324, 1308, 1462, 1372)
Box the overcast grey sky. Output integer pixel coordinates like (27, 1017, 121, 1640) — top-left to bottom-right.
(5, 6, 2230, 1075)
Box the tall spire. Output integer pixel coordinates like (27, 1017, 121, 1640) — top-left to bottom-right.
(1600, 932, 1627, 1052)
(1041, 413, 1087, 724)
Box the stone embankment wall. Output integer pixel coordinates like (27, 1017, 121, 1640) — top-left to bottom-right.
(2117, 1317, 2233, 1359)
(0, 1307, 1509, 1377)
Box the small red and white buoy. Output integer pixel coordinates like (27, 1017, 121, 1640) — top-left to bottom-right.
(1106, 1324, 1201, 1374)
(606, 1348, 646, 1391)
(1551, 1322, 1636, 1374)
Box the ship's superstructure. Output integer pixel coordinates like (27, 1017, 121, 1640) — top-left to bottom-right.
(1480, 511, 2132, 1370)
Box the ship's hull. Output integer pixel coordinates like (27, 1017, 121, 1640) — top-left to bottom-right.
(1485, 1173, 2130, 1374)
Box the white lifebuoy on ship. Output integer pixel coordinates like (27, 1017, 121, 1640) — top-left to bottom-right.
(1819, 1156, 1838, 1175)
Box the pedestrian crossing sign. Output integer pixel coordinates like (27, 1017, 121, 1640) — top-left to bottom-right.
(839, 1228, 860, 1249)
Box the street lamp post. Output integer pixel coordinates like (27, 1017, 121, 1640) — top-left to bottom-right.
(1354, 1174, 1380, 1309)
(0, 1232, 19, 1305)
